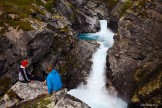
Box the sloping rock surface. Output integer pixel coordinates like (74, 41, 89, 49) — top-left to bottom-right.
(0, 0, 107, 96)
(0, 81, 90, 108)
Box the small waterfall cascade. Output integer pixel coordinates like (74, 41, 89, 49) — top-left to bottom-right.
(68, 20, 127, 108)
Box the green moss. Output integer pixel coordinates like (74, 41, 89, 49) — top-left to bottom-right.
(2, 19, 33, 31)
(0, 0, 43, 15)
(38, 96, 51, 107)
(131, 94, 140, 102)
(53, 14, 62, 19)
(0, 0, 47, 31)
(44, 0, 56, 12)
(136, 0, 153, 8)
(59, 25, 69, 32)
(138, 72, 162, 95)
(118, 0, 133, 17)
(134, 56, 158, 82)
(12, 94, 52, 108)
(132, 63, 162, 106)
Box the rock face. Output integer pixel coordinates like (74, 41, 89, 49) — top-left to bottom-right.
(0, 0, 108, 96)
(65, 40, 97, 89)
(0, 81, 90, 108)
(106, 0, 162, 107)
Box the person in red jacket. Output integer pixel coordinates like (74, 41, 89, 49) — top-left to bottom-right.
(18, 60, 44, 83)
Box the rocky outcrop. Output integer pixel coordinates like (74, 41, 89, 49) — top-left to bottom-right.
(106, 0, 162, 107)
(55, 0, 109, 33)
(0, 81, 90, 108)
(65, 40, 97, 89)
(109, 0, 133, 32)
(0, 0, 108, 96)
(0, 26, 97, 96)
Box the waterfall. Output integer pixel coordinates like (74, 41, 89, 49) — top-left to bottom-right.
(68, 20, 127, 108)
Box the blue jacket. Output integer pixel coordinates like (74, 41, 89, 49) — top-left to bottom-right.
(46, 70, 62, 94)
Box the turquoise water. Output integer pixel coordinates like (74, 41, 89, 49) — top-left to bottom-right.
(78, 33, 111, 48)
(78, 34, 99, 41)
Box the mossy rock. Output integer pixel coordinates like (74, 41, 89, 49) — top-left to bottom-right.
(44, 0, 56, 12)
(11, 94, 53, 108)
(131, 55, 162, 107)
(0, 0, 49, 31)
(117, 0, 133, 17)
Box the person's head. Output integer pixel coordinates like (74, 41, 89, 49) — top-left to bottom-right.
(21, 60, 29, 67)
(46, 65, 53, 74)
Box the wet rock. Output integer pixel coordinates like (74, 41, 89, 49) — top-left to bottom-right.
(65, 40, 97, 89)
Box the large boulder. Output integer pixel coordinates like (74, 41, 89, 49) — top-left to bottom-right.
(0, 81, 90, 108)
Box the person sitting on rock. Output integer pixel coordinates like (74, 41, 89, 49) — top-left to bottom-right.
(44, 65, 62, 94)
(18, 59, 43, 83)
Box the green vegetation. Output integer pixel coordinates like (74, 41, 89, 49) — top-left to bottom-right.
(0, 0, 45, 17)
(0, 0, 52, 31)
(133, 0, 151, 18)
(131, 53, 162, 106)
(59, 25, 69, 32)
(118, 0, 133, 17)
(136, 0, 153, 8)
(131, 72, 162, 105)
(44, 0, 56, 12)
(0, 18, 33, 31)
(12, 94, 52, 108)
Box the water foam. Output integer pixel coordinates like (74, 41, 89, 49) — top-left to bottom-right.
(68, 20, 127, 108)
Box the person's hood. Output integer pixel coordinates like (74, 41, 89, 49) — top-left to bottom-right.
(51, 70, 57, 74)
(20, 65, 25, 68)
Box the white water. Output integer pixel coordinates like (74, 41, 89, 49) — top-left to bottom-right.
(68, 20, 127, 108)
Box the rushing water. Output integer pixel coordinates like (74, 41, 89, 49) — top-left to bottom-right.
(68, 20, 127, 108)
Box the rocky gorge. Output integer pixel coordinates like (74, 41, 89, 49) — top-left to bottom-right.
(0, 0, 162, 108)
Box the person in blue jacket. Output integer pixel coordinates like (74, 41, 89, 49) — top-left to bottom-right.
(45, 65, 62, 94)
